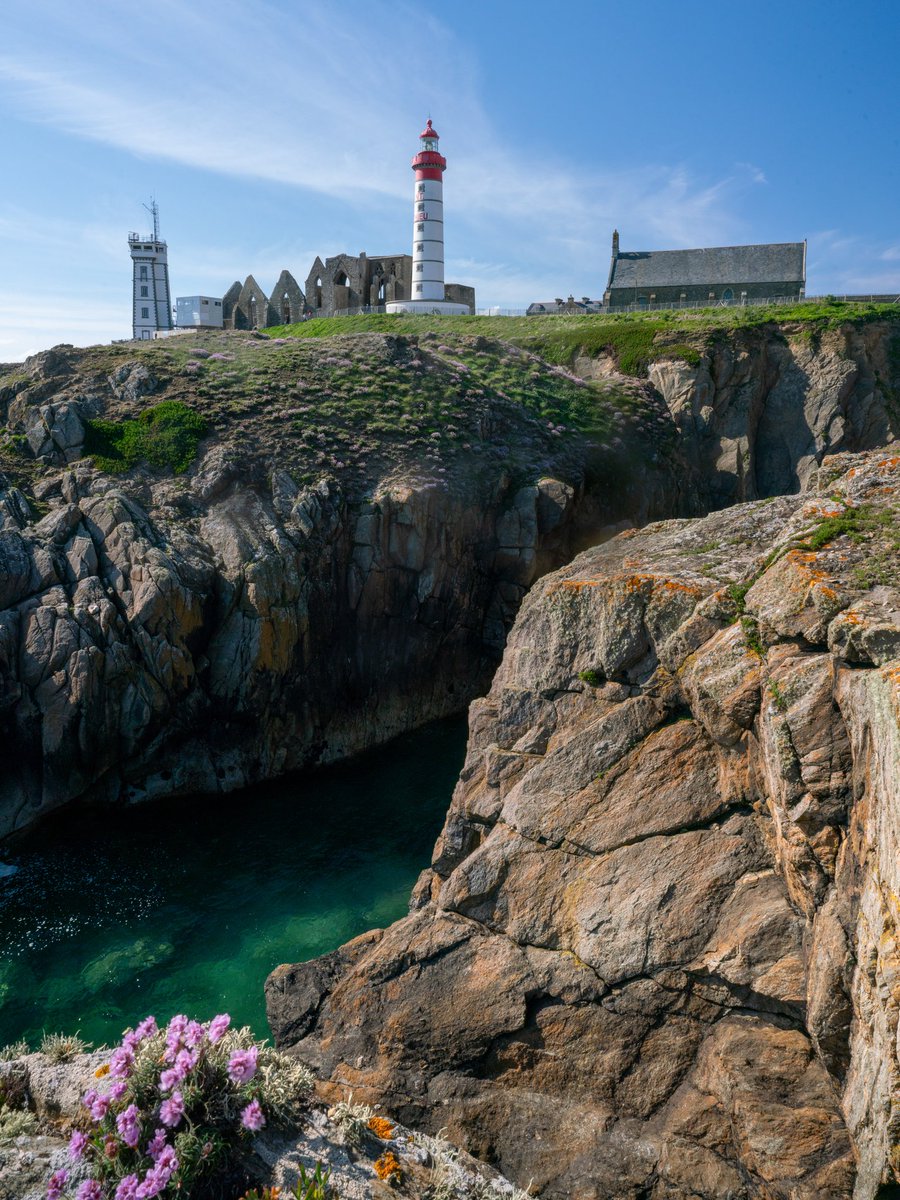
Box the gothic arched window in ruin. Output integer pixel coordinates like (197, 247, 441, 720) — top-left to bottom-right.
(722, 288, 734, 302)
(282, 292, 291, 323)
(249, 295, 258, 327)
(334, 271, 350, 288)
(314, 276, 322, 309)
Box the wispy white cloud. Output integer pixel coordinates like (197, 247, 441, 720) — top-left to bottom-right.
(0, 1, 752, 251)
(735, 162, 768, 185)
(10, 0, 882, 358)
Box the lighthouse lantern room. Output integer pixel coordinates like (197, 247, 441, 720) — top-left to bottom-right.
(385, 119, 471, 315)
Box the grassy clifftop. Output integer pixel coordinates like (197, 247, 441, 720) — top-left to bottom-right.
(0, 302, 896, 502)
(0, 327, 671, 501)
(266, 300, 900, 376)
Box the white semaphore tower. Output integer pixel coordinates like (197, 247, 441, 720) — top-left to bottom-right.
(129, 200, 173, 339)
(386, 119, 471, 315)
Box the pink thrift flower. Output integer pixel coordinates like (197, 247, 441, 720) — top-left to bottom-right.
(240, 1098, 266, 1131)
(156, 1145, 178, 1176)
(184, 1020, 205, 1049)
(109, 1045, 134, 1078)
(108, 1080, 128, 1102)
(88, 1093, 110, 1122)
(159, 1091, 184, 1128)
(68, 1129, 89, 1159)
(115, 1176, 141, 1200)
(208, 1013, 230, 1043)
(146, 1127, 168, 1162)
(227, 1046, 258, 1084)
(134, 1016, 158, 1040)
(47, 1168, 68, 1200)
(164, 1014, 189, 1061)
(175, 1047, 197, 1078)
(135, 1173, 165, 1199)
(116, 1103, 141, 1149)
(77, 1181, 103, 1200)
(158, 1065, 179, 1092)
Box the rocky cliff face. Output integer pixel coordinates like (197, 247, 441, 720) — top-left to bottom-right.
(0, 317, 896, 843)
(0, 332, 679, 838)
(267, 450, 900, 1199)
(583, 318, 898, 510)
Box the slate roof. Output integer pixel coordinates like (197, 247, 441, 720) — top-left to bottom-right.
(608, 242, 805, 290)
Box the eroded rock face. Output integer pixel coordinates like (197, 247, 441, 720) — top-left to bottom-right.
(644, 322, 897, 507)
(267, 451, 900, 1199)
(0, 461, 602, 837)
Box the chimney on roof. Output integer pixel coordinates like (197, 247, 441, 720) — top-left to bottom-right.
(612, 229, 620, 256)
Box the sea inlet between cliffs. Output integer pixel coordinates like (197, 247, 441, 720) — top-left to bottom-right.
(0, 717, 466, 1048)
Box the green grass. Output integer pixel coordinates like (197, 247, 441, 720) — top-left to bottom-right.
(262, 301, 898, 380)
(578, 669, 603, 687)
(741, 615, 765, 657)
(804, 505, 895, 550)
(727, 582, 750, 616)
(83, 400, 207, 474)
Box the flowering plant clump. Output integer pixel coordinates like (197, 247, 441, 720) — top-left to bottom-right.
(46, 1015, 313, 1200)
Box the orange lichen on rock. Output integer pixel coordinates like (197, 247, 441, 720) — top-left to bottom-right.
(558, 579, 603, 592)
(621, 573, 703, 598)
(373, 1151, 402, 1181)
(367, 1115, 395, 1139)
(802, 502, 845, 519)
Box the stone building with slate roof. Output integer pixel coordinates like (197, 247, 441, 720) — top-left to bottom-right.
(602, 230, 806, 309)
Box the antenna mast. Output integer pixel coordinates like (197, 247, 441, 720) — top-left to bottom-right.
(142, 198, 160, 241)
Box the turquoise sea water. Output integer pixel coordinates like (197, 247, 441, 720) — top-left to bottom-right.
(0, 717, 466, 1049)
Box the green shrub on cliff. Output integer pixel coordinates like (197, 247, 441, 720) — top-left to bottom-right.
(84, 401, 206, 475)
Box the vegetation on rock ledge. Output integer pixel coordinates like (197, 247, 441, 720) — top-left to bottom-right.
(83, 400, 207, 475)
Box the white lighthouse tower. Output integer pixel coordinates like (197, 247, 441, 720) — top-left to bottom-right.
(129, 200, 173, 339)
(386, 119, 471, 315)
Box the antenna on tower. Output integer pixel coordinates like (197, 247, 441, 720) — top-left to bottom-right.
(142, 197, 160, 241)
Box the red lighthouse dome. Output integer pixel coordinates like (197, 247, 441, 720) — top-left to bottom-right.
(413, 117, 446, 179)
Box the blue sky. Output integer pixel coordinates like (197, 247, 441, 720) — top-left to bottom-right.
(0, 0, 897, 361)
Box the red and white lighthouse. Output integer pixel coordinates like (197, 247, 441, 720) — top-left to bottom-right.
(386, 119, 471, 314)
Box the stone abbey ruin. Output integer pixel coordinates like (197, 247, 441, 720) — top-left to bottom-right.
(221, 252, 476, 329)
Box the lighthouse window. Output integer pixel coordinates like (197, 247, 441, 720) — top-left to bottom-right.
(417, 223, 424, 232)
(139, 266, 148, 280)
(416, 244, 423, 252)
(415, 284, 423, 294)
(140, 286, 148, 297)
(141, 307, 149, 318)
(416, 264, 423, 272)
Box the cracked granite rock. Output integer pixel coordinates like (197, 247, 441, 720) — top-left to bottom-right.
(268, 451, 900, 1200)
